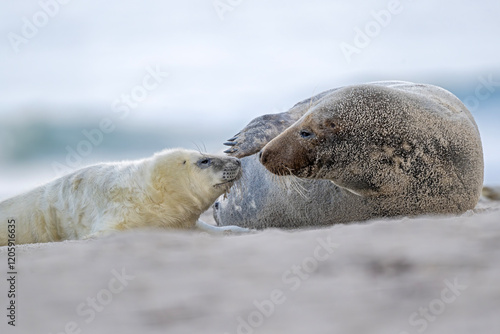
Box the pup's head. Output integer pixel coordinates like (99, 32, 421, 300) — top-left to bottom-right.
(150, 149, 242, 206)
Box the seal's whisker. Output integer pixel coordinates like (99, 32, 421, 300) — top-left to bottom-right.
(289, 175, 306, 197)
(271, 172, 280, 191)
(276, 171, 288, 194)
(287, 170, 308, 193)
(272, 171, 282, 192)
(284, 167, 309, 199)
(305, 87, 318, 114)
(192, 142, 207, 154)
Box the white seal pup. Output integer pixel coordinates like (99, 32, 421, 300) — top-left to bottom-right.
(0, 149, 248, 246)
(214, 81, 484, 228)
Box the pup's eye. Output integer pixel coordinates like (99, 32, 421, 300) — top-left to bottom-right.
(197, 158, 212, 168)
(299, 129, 314, 139)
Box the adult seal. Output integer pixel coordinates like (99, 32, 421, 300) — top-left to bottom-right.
(214, 81, 484, 229)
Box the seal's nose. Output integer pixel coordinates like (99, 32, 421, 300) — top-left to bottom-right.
(259, 150, 267, 164)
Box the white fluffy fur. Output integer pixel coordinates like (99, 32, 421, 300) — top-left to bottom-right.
(0, 149, 244, 245)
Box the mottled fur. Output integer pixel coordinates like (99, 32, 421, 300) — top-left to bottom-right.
(216, 81, 484, 228)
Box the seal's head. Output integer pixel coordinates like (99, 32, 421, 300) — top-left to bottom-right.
(260, 84, 483, 208)
(150, 149, 241, 208)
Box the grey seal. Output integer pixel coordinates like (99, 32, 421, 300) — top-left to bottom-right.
(214, 81, 484, 229)
(0, 149, 249, 246)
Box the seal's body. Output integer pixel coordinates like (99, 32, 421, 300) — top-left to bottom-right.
(215, 81, 484, 228)
(0, 149, 243, 245)
(213, 153, 372, 229)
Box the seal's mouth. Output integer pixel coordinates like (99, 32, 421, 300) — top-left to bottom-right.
(214, 167, 242, 188)
(214, 180, 235, 188)
(213, 180, 237, 200)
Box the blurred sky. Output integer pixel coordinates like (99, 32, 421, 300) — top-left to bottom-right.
(0, 0, 499, 198)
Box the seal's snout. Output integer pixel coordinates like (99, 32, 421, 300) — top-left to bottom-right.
(260, 136, 314, 177)
(222, 158, 242, 182)
(222, 167, 239, 181)
(225, 156, 241, 167)
(260, 146, 279, 174)
(260, 147, 282, 174)
(259, 150, 267, 164)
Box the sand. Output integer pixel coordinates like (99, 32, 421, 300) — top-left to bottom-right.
(1, 199, 500, 334)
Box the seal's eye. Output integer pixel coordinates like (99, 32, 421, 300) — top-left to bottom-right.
(197, 158, 212, 169)
(299, 129, 314, 139)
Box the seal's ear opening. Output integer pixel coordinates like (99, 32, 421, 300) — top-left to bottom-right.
(319, 117, 343, 135)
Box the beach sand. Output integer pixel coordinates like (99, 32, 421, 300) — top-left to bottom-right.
(1, 198, 499, 334)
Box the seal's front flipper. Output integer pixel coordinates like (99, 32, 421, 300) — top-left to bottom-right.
(224, 111, 303, 158)
(223, 88, 345, 159)
(195, 220, 255, 235)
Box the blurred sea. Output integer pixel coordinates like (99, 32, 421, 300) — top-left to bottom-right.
(1, 83, 498, 201)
